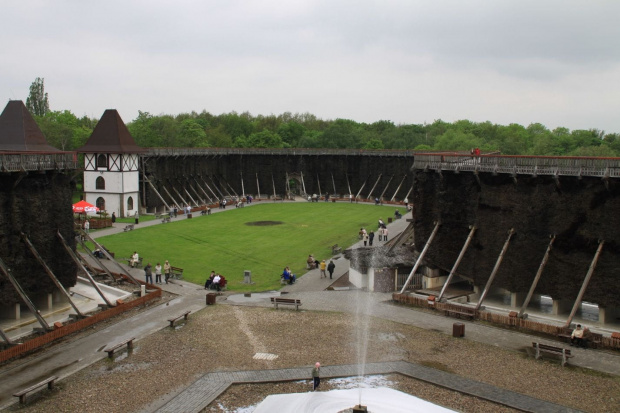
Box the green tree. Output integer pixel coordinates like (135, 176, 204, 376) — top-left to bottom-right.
(26, 77, 50, 116)
(363, 138, 384, 149)
(235, 130, 283, 148)
(177, 119, 207, 147)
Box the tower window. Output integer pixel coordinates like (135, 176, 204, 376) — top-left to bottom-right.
(127, 196, 134, 211)
(96, 176, 105, 190)
(97, 154, 107, 168)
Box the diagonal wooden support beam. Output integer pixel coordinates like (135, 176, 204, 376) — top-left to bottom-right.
(518, 235, 555, 318)
(56, 231, 114, 308)
(475, 228, 515, 311)
(565, 240, 604, 327)
(21, 232, 85, 318)
(399, 221, 441, 294)
(438, 225, 477, 302)
(0, 257, 52, 331)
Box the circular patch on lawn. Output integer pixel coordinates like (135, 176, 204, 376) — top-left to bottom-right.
(245, 221, 284, 226)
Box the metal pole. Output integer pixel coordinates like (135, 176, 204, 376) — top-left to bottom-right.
(475, 228, 515, 311)
(316, 174, 322, 198)
(331, 173, 337, 196)
(399, 221, 441, 294)
(565, 240, 604, 327)
(0, 257, 52, 331)
(518, 235, 555, 318)
(241, 173, 245, 198)
(437, 226, 477, 302)
(21, 232, 84, 318)
(256, 173, 261, 198)
(272, 174, 277, 200)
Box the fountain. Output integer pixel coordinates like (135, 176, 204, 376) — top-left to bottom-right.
(253, 245, 456, 412)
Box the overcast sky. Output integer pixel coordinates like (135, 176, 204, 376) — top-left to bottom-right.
(2, 1, 619, 133)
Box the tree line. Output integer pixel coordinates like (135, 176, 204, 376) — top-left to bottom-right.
(26, 79, 620, 156)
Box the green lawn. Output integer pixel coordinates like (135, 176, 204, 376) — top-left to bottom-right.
(96, 202, 405, 292)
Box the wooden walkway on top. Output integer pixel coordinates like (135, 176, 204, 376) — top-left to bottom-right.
(413, 153, 620, 179)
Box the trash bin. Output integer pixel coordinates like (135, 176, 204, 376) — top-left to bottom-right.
(206, 293, 217, 305)
(453, 322, 465, 338)
(135, 218, 139, 224)
(187, 213, 192, 219)
(388, 217, 393, 223)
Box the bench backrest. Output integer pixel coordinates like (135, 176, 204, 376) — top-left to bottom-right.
(533, 342, 571, 355)
(271, 297, 300, 303)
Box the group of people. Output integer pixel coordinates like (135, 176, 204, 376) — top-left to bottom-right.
(204, 270, 225, 290)
(305, 255, 336, 279)
(143, 260, 173, 285)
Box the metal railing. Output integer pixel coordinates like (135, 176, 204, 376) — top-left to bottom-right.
(413, 153, 620, 178)
(0, 152, 79, 172)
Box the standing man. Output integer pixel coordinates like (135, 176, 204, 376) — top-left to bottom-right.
(134, 210, 139, 225)
(320, 260, 327, 278)
(327, 260, 336, 279)
(83, 219, 90, 234)
(369, 230, 375, 246)
(164, 260, 172, 284)
(312, 362, 321, 391)
(144, 263, 153, 285)
(155, 262, 162, 284)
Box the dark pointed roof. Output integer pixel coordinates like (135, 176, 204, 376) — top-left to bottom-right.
(77, 109, 145, 154)
(0, 100, 59, 152)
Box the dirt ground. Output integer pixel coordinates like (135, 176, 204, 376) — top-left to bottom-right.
(6, 302, 619, 413)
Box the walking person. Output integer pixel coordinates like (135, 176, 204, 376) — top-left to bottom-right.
(111, 212, 116, 223)
(155, 262, 162, 284)
(144, 263, 153, 285)
(369, 230, 375, 246)
(320, 260, 327, 278)
(164, 260, 172, 284)
(382, 227, 389, 242)
(312, 362, 321, 391)
(363, 232, 369, 246)
(327, 259, 335, 279)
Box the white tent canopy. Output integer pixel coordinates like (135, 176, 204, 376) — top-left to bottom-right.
(253, 387, 455, 413)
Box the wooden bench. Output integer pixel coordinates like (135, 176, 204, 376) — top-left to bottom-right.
(557, 327, 573, 343)
(532, 342, 573, 366)
(170, 266, 184, 280)
(13, 376, 59, 404)
(442, 307, 476, 320)
(168, 310, 191, 327)
(123, 224, 134, 232)
(271, 297, 302, 310)
(126, 257, 143, 268)
(587, 331, 603, 349)
(332, 244, 342, 254)
(104, 337, 135, 358)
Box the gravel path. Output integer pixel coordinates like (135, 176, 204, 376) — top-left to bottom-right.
(6, 304, 619, 412)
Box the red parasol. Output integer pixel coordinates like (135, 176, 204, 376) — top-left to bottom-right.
(72, 200, 99, 214)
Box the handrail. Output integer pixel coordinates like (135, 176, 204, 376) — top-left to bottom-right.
(412, 153, 620, 178)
